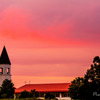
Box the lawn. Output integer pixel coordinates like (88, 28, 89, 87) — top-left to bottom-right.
(0, 99, 58, 100)
(0, 99, 42, 100)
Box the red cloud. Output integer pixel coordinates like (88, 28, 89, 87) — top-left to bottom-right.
(0, 6, 31, 38)
(0, 0, 100, 48)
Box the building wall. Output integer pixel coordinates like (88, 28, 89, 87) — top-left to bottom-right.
(38, 92, 71, 100)
(0, 64, 11, 86)
(38, 92, 70, 97)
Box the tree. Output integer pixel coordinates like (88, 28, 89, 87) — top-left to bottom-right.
(69, 77, 84, 99)
(1, 79, 15, 98)
(85, 56, 100, 82)
(83, 56, 100, 99)
(69, 56, 100, 100)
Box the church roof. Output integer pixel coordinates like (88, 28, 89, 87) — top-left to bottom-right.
(15, 83, 71, 93)
(0, 46, 11, 65)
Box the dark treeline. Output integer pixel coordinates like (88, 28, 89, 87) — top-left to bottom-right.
(69, 56, 100, 100)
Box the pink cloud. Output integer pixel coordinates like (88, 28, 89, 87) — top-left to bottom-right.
(0, 6, 31, 38)
(0, 0, 100, 47)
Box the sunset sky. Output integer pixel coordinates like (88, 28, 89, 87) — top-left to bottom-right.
(0, 0, 100, 88)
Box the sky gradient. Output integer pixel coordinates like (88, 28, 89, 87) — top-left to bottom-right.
(0, 0, 100, 87)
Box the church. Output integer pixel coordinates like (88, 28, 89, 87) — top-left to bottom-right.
(0, 46, 71, 99)
(0, 46, 11, 86)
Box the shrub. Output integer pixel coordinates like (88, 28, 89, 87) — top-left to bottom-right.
(45, 93, 56, 100)
(19, 90, 30, 98)
(30, 89, 39, 98)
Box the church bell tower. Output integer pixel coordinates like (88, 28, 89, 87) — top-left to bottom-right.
(0, 46, 11, 86)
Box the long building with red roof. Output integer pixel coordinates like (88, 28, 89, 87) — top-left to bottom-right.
(15, 83, 71, 99)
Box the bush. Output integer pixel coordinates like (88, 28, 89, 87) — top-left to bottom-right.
(19, 90, 30, 98)
(1, 94, 7, 98)
(30, 89, 39, 98)
(45, 93, 56, 100)
(19, 89, 39, 99)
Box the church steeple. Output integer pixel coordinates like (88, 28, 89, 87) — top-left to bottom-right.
(0, 46, 11, 65)
(0, 46, 11, 86)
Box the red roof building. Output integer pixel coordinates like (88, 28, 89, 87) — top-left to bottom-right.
(15, 83, 71, 93)
(15, 83, 71, 99)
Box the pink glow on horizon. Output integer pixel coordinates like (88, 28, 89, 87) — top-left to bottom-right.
(12, 76, 75, 88)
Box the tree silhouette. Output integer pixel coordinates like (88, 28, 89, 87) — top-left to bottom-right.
(1, 79, 15, 98)
(69, 77, 84, 99)
(19, 90, 30, 98)
(30, 89, 39, 98)
(84, 56, 100, 99)
(69, 56, 100, 100)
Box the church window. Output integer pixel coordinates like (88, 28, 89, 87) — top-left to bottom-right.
(0, 68, 3, 74)
(7, 68, 10, 74)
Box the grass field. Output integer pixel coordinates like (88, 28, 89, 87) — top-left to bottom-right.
(0, 98, 60, 100)
(0, 99, 42, 100)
